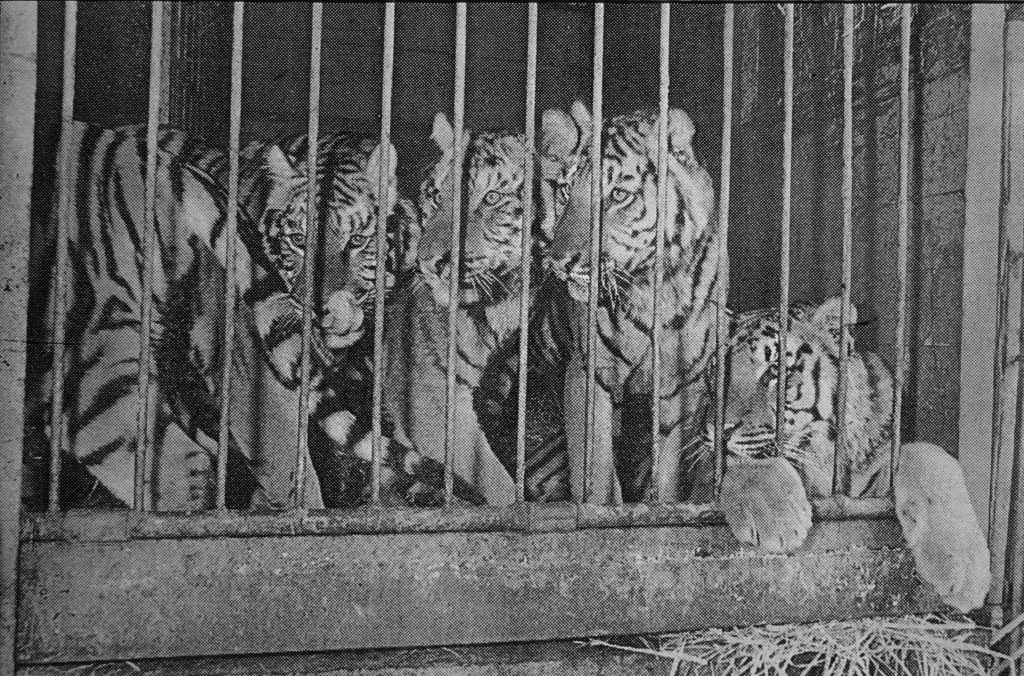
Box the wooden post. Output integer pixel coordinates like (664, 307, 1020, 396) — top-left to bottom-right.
(959, 3, 1010, 620)
(0, 3, 38, 672)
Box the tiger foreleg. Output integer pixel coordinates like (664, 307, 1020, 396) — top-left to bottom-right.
(564, 355, 621, 505)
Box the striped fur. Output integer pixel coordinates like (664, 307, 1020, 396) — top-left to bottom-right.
(705, 297, 894, 499)
(27, 123, 400, 510)
(541, 106, 722, 504)
(382, 113, 528, 506)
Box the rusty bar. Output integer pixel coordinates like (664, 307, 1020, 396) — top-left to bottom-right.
(891, 4, 912, 490)
(295, 3, 323, 508)
(775, 4, 794, 451)
(584, 3, 604, 504)
(0, 1, 39, 671)
(135, 0, 165, 511)
(834, 4, 854, 495)
(443, 3, 468, 504)
(650, 3, 670, 503)
(48, 0, 78, 513)
(20, 496, 896, 543)
(370, 3, 396, 505)
(515, 3, 539, 504)
(216, 2, 245, 512)
(714, 4, 735, 493)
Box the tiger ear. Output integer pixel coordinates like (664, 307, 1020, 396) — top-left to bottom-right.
(811, 296, 857, 339)
(365, 141, 399, 209)
(264, 144, 302, 181)
(647, 108, 697, 160)
(542, 101, 592, 160)
(432, 112, 455, 153)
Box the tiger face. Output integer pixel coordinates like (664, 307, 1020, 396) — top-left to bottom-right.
(705, 296, 891, 496)
(545, 107, 714, 309)
(416, 113, 527, 308)
(251, 136, 401, 351)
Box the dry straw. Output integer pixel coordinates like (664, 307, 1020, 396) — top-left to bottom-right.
(590, 614, 1016, 676)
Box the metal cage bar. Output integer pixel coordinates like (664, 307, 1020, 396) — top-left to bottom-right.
(775, 4, 794, 450)
(295, 2, 324, 508)
(443, 3, 469, 504)
(891, 4, 912, 486)
(650, 2, 670, 504)
(135, 0, 166, 511)
(48, 0, 79, 512)
(370, 3, 397, 505)
(834, 4, 855, 494)
(714, 4, 735, 493)
(216, 2, 246, 512)
(515, 3, 539, 504)
(584, 3, 605, 504)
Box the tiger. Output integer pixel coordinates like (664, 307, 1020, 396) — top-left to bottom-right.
(709, 300, 992, 614)
(706, 297, 894, 503)
(537, 105, 723, 504)
(23, 122, 399, 511)
(469, 103, 593, 502)
(379, 112, 530, 506)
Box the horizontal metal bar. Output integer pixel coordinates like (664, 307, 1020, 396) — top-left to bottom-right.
(20, 498, 896, 543)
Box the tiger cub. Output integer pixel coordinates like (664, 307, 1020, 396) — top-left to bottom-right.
(541, 106, 722, 504)
(25, 123, 398, 510)
(381, 113, 529, 506)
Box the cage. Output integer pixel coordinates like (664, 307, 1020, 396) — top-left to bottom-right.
(0, 2, 1021, 674)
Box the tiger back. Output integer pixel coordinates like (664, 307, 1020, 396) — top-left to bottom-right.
(384, 113, 528, 506)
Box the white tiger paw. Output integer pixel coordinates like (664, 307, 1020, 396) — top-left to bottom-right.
(719, 456, 813, 554)
(894, 442, 991, 613)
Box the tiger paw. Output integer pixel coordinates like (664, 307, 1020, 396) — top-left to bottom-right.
(719, 456, 813, 554)
(894, 442, 991, 612)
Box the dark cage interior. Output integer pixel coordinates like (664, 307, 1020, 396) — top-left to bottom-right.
(8, 0, 1007, 668)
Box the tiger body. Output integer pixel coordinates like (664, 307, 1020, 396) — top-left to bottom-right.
(709, 297, 894, 499)
(383, 113, 528, 506)
(28, 122, 399, 510)
(542, 106, 722, 504)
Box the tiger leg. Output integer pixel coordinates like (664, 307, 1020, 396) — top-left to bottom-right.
(654, 378, 707, 503)
(564, 354, 621, 505)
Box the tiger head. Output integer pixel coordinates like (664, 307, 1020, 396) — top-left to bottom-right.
(245, 135, 403, 352)
(233, 135, 410, 387)
(416, 113, 527, 308)
(543, 106, 716, 309)
(705, 297, 858, 487)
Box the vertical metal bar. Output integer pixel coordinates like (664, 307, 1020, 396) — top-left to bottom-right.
(48, 0, 78, 512)
(443, 3, 468, 505)
(135, 0, 165, 512)
(583, 3, 604, 504)
(891, 4, 912, 489)
(650, 3, 670, 504)
(371, 3, 396, 505)
(775, 4, 794, 452)
(295, 3, 323, 509)
(515, 3, 539, 504)
(833, 4, 855, 495)
(0, 2, 39, 670)
(714, 3, 735, 494)
(216, 2, 245, 512)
